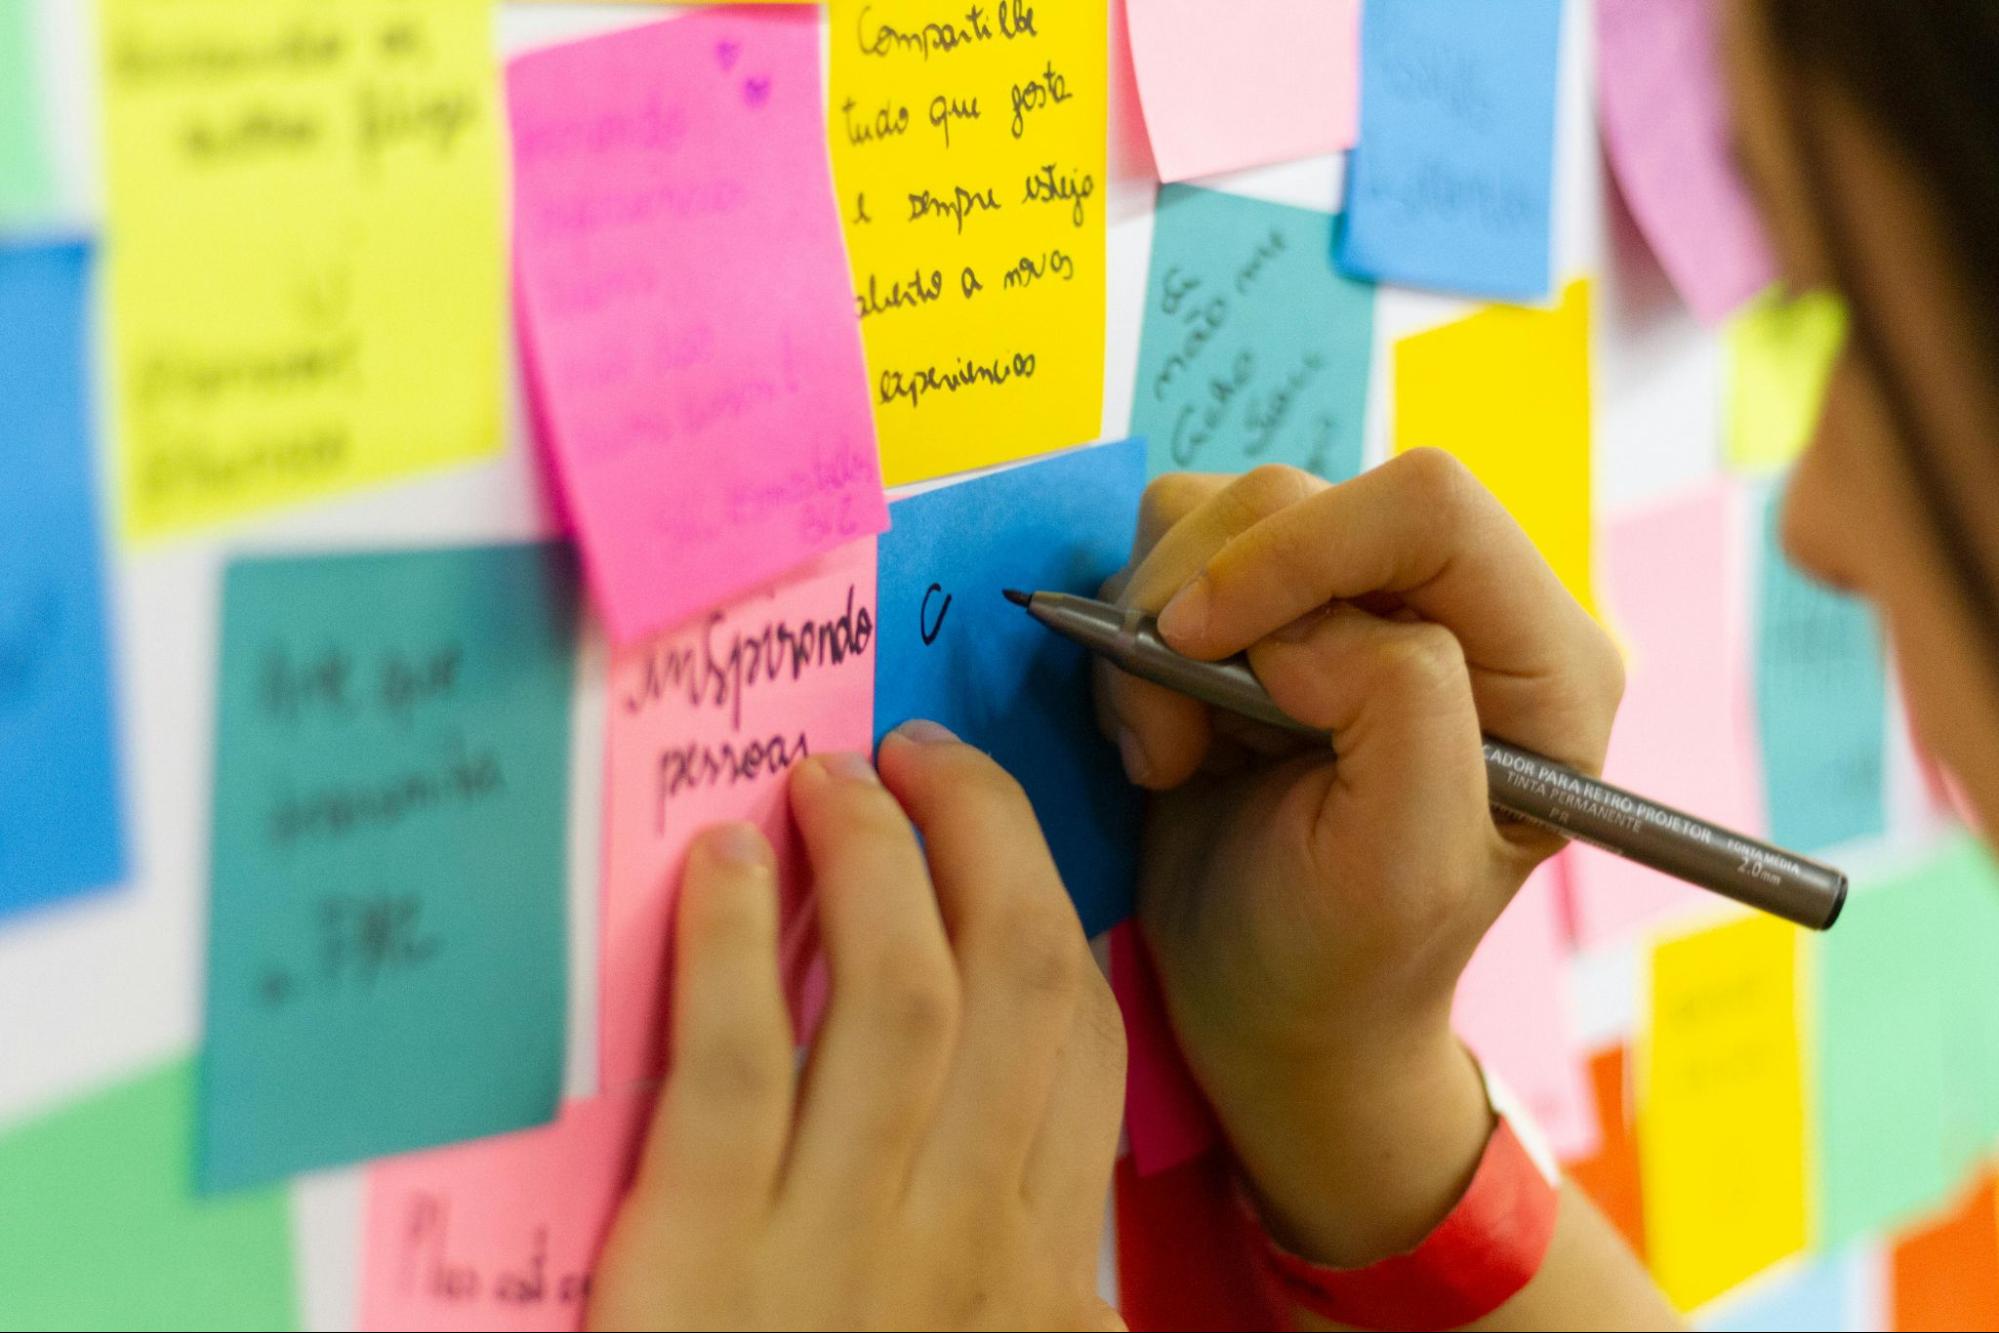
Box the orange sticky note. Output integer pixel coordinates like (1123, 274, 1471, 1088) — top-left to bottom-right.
(1890, 1173, 1999, 1332)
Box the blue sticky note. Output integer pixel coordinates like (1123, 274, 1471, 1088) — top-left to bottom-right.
(1337, 0, 1563, 300)
(876, 440, 1147, 936)
(1752, 487, 1886, 854)
(0, 240, 125, 919)
(1700, 1255, 1860, 1332)
(1133, 185, 1373, 482)
(202, 544, 578, 1191)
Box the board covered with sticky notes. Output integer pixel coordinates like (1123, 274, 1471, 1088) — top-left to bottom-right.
(0, 2, 1987, 1329)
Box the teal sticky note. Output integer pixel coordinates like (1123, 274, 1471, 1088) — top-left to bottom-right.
(1132, 185, 1373, 482)
(201, 544, 578, 1191)
(0, 3, 54, 223)
(1813, 867, 1954, 1249)
(1752, 487, 1886, 853)
(0, 1060, 299, 1329)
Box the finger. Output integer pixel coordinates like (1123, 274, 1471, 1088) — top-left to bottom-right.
(634, 823, 794, 1224)
(1159, 450, 1622, 769)
(782, 753, 960, 1210)
(876, 723, 1089, 1195)
(1021, 952, 1126, 1250)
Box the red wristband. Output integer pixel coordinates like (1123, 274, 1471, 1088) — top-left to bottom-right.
(1246, 1113, 1560, 1331)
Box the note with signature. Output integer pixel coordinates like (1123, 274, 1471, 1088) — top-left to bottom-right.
(511, 11, 886, 645)
(360, 1090, 654, 1333)
(829, 0, 1108, 485)
(0, 2, 54, 222)
(101, 0, 505, 538)
(875, 439, 1145, 936)
(0, 240, 125, 920)
(1338, 0, 1563, 300)
(1133, 185, 1372, 482)
(1126, 0, 1359, 183)
(600, 538, 877, 1089)
(201, 544, 578, 1191)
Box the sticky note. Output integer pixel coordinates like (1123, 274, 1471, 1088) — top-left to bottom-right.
(1132, 186, 1373, 482)
(0, 1060, 298, 1329)
(829, 0, 1108, 485)
(0, 1, 53, 222)
(1704, 1257, 1862, 1333)
(202, 544, 578, 1191)
(1109, 922, 1219, 1177)
(101, 0, 505, 538)
(1338, 0, 1563, 300)
(1890, 1174, 1999, 1333)
(1926, 838, 1999, 1168)
(1568, 483, 1764, 946)
(1565, 1046, 1645, 1254)
(875, 440, 1146, 936)
(1393, 280, 1595, 612)
(1726, 289, 1847, 473)
(1596, 0, 1777, 325)
(1454, 859, 1598, 1161)
(0, 241, 125, 918)
(1115, 1152, 1283, 1332)
(1125, 1, 1359, 183)
(1752, 486, 1886, 854)
(600, 538, 877, 1089)
(510, 12, 888, 645)
(359, 1090, 654, 1333)
(1640, 914, 1808, 1312)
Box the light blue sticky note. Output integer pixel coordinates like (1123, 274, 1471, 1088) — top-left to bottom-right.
(875, 440, 1147, 936)
(1752, 487, 1887, 853)
(1700, 1255, 1859, 1332)
(1337, 0, 1563, 300)
(0, 240, 125, 919)
(1133, 185, 1373, 482)
(202, 544, 578, 1191)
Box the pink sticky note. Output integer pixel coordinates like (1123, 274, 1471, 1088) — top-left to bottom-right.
(600, 537, 876, 1089)
(358, 1090, 653, 1333)
(1454, 857, 1599, 1162)
(1567, 482, 1766, 947)
(1127, 0, 1360, 183)
(1109, 922, 1219, 1176)
(1597, 0, 1777, 324)
(510, 12, 888, 645)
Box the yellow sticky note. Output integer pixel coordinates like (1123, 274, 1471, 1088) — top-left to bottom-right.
(829, 1, 1107, 486)
(1725, 286, 1847, 473)
(1392, 279, 1595, 612)
(103, 0, 504, 539)
(1639, 914, 1809, 1312)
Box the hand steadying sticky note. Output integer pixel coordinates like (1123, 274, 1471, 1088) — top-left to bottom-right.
(1338, 0, 1563, 301)
(1132, 185, 1373, 483)
(599, 537, 877, 1090)
(202, 544, 578, 1192)
(0, 240, 125, 920)
(875, 440, 1147, 936)
(511, 11, 887, 645)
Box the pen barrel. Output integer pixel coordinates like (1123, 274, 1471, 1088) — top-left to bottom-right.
(1481, 740, 1848, 930)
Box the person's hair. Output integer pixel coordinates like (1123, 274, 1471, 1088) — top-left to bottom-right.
(1758, 2, 1999, 664)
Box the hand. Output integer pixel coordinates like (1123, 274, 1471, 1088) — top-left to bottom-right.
(589, 725, 1127, 1332)
(1096, 455, 1624, 1267)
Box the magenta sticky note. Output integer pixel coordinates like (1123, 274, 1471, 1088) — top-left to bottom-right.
(1567, 482, 1766, 947)
(1454, 857, 1599, 1162)
(1598, 0, 1777, 324)
(358, 1090, 653, 1333)
(599, 537, 876, 1090)
(510, 11, 887, 645)
(1109, 922, 1220, 1177)
(1127, 0, 1360, 183)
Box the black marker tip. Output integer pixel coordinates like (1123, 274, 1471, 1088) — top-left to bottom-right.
(1002, 588, 1032, 609)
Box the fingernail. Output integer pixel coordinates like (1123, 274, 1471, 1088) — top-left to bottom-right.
(1156, 573, 1210, 645)
(1118, 728, 1152, 786)
(704, 821, 773, 868)
(816, 752, 879, 784)
(889, 719, 959, 746)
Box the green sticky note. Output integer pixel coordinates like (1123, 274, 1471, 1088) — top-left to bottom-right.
(1813, 864, 1954, 1248)
(0, 1060, 298, 1329)
(1725, 287, 1847, 473)
(1926, 837, 1999, 1169)
(202, 544, 578, 1191)
(0, 1, 55, 222)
